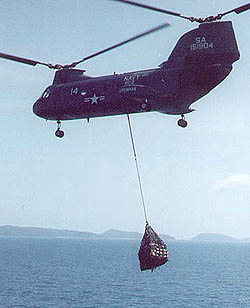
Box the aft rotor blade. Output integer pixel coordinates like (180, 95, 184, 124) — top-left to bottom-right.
(112, 0, 250, 24)
(70, 22, 170, 67)
(111, 0, 190, 20)
(221, 3, 250, 16)
(0, 52, 51, 67)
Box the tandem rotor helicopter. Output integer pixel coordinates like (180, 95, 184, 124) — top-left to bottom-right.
(0, 0, 250, 138)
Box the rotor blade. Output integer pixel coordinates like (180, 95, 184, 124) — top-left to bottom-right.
(221, 2, 250, 16)
(0, 52, 40, 66)
(0, 51, 64, 69)
(71, 22, 170, 67)
(0, 52, 52, 67)
(111, 0, 190, 20)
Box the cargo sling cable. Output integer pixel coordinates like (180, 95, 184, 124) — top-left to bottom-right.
(127, 114, 169, 271)
(127, 114, 148, 223)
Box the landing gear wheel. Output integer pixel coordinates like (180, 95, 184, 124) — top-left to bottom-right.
(55, 120, 64, 138)
(55, 129, 64, 138)
(177, 115, 188, 128)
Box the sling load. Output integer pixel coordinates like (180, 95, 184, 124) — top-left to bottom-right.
(127, 114, 169, 271)
(138, 222, 169, 271)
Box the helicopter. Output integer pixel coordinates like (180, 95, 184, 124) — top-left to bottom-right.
(0, 1, 249, 138)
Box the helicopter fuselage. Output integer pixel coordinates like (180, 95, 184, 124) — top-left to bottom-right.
(33, 21, 240, 127)
(33, 63, 233, 121)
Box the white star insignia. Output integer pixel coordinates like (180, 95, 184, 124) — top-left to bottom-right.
(83, 93, 105, 104)
(91, 93, 98, 104)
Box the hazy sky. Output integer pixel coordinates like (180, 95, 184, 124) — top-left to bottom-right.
(0, 0, 250, 239)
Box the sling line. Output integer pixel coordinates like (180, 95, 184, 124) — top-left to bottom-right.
(127, 114, 169, 271)
(127, 114, 148, 223)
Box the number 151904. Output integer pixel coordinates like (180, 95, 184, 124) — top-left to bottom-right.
(190, 37, 214, 51)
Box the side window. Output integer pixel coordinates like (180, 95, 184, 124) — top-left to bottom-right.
(80, 89, 87, 96)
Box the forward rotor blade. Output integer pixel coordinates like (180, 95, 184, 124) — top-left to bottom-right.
(221, 2, 250, 16)
(111, 0, 190, 20)
(0, 23, 170, 70)
(0, 52, 50, 67)
(0, 52, 38, 66)
(71, 22, 170, 67)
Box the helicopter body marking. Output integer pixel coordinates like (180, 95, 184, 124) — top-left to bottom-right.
(190, 36, 214, 51)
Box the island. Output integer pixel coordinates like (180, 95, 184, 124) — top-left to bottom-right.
(192, 233, 239, 242)
(0, 225, 176, 241)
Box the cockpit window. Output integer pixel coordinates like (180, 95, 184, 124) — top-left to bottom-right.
(42, 89, 50, 99)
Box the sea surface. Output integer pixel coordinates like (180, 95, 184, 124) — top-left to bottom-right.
(0, 237, 250, 308)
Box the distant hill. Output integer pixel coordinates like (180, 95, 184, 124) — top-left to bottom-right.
(192, 233, 239, 242)
(100, 229, 142, 239)
(2, 226, 247, 242)
(159, 234, 176, 242)
(101, 229, 176, 241)
(0, 225, 97, 238)
(241, 238, 250, 242)
(0, 225, 176, 241)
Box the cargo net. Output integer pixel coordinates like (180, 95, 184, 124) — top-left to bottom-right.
(138, 222, 169, 271)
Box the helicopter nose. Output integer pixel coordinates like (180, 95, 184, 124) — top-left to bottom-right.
(33, 99, 44, 118)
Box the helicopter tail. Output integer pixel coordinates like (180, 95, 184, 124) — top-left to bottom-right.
(158, 21, 240, 115)
(161, 21, 240, 69)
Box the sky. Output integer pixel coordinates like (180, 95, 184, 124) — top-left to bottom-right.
(0, 0, 250, 240)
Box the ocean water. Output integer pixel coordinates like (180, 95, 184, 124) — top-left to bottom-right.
(0, 238, 250, 308)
